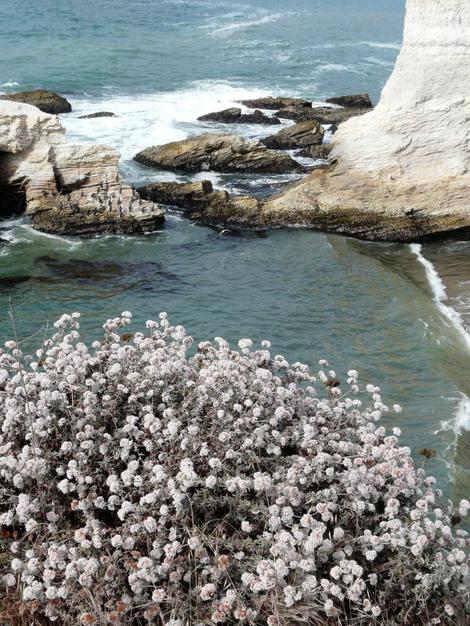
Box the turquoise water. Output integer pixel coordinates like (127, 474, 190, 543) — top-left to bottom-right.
(1, 0, 470, 504)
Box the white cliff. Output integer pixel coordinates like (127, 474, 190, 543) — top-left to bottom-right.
(260, 0, 470, 240)
(0, 100, 164, 234)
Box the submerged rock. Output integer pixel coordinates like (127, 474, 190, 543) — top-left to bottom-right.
(0, 90, 72, 114)
(134, 133, 306, 174)
(326, 93, 373, 109)
(261, 120, 324, 150)
(275, 106, 371, 125)
(238, 96, 312, 110)
(78, 111, 117, 119)
(0, 100, 164, 236)
(198, 107, 280, 125)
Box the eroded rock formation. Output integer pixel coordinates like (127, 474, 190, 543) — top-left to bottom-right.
(137, 180, 261, 224)
(260, 0, 470, 240)
(262, 121, 324, 150)
(0, 90, 72, 114)
(134, 133, 306, 174)
(198, 108, 280, 125)
(238, 96, 312, 110)
(0, 100, 163, 234)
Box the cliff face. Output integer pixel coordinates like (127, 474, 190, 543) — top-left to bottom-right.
(0, 100, 164, 234)
(261, 0, 470, 241)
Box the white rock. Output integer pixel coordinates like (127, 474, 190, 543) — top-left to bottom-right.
(0, 100, 64, 154)
(263, 0, 470, 241)
(0, 100, 163, 233)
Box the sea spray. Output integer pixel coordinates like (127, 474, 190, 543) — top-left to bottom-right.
(410, 243, 470, 351)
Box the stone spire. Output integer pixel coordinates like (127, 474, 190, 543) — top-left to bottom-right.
(261, 0, 470, 241)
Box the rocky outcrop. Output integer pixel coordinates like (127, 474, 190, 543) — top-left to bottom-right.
(261, 121, 324, 150)
(0, 100, 164, 234)
(137, 179, 262, 228)
(326, 93, 373, 109)
(275, 106, 371, 125)
(78, 112, 117, 119)
(137, 180, 226, 210)
(0, 90, 72, 114)
(238, 96, 312, 110)
(221, 0, 470, 241)
(198, 108, 280, 125)
(296, 144, 333, 160)
(134, 133, 306, 174)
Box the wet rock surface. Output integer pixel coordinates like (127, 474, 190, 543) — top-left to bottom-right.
(137, 179, 262, 228)
(238, 96, 312, 110)
(198, 107, 280, 125)
(261, 120, 324, 150)
(134, 133, 306, 174)
(0, 90, 72, 114)
(326, 93, 373, 108)
(296, 144, 333, 160)
(78, 111, 117, 119)
(275, 106, 372, 125)
(137, 180, 226, 211)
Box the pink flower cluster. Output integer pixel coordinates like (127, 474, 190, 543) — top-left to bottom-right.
(0, 312, 468, 625)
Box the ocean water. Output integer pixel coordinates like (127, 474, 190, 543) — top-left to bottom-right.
(1, 0, 470, 505)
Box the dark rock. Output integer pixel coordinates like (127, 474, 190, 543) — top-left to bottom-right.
(32, 206, 165, 236)
(137, 179, 262, 229)
(137, 180, 227, 211)
(261, 121, 324, 150)
(78, 112, 117, 119)
(296, 144, 333, 160)
(198, 107, 280, 125)
(0, 275, 31, 290)
(275, 106, 371, 125)
(326, 93, 373, 109)
(238, 96, 312, 110)
(134, 133, 306, 174)
(0, 90, 72, 114)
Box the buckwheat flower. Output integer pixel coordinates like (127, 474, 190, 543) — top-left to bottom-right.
(324, 599, 337, 617)
(444, 605, 455, 617)
(25, 519, 38, 532)
(108, 363, 122, 376)
(241, 521, 252, 533)
(459, 499, 470, 517)
(144, 517, 157, 533)
(200, 583, 216, 601)
(11, 558, 23, 572)
(3, 573, 16, 587)
(206, 475, 217, 488)
(152, 588, 165, 603)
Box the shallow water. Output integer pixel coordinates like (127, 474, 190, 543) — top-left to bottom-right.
(1, 0, 470, 504)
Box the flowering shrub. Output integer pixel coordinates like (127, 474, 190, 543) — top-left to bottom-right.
(0, 311, 469, 625)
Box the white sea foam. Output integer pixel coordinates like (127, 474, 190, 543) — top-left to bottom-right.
(205, 12, 287, 37)
(358, 41, 401, 50)
(314, 63, 361, 75)
(308, 41, 401, 51)
(411, 243, 470, 349)
(454, 395, 470, 432)
(411, 243, 470, 433)
(0, 81, 20, 89)
(62, 81, 275, 163)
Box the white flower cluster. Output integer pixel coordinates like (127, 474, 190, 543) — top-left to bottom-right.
(0, 312, 468, 625)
